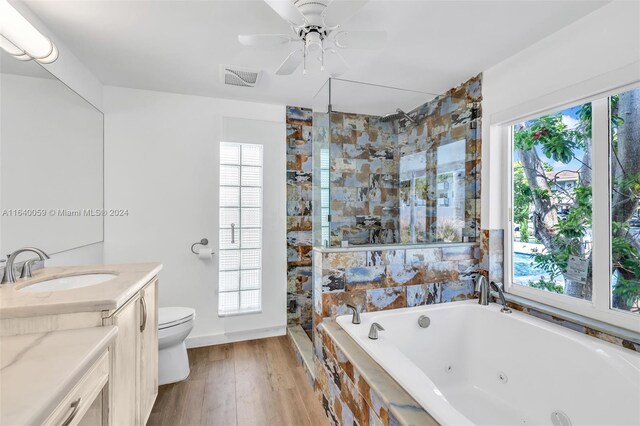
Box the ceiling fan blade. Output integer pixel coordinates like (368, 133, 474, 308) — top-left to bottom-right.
(238, 34, 294, 48)
(323, 0, 369, 28)
(275, 49, 304, 75)
(324, 49, 349, 77)
(333, 30, 387, 49)
(264, 0, 306, 26)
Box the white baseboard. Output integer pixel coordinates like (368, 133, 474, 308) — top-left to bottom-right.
(185, 325, 286, 348)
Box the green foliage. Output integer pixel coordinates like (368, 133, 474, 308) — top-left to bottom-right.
(611, 221, 640, 308)
(519, 221, 529, 243)
(514, 114, 579, 163)
(529, 278, 564, 294)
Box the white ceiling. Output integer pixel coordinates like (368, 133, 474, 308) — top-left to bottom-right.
(21, 0, 607, 108)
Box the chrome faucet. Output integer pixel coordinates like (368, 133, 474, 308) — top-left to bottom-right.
(368, 322, 384, 340)
(490, 282, 512, 313)
(1, 247, 50, 284)
(475, 275, 490, 305)
(346, 304, 361, 324)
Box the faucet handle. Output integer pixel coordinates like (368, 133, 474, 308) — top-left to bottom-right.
(20, 260, 36, 279)
(368, 322, 385, 340)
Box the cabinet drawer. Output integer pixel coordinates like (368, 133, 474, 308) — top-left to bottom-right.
(43, 351, 109, 426)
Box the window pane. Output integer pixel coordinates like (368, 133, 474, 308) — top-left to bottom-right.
(512, 101, 592, 301)
(241, 187, 261, 208)
(241, 208, 261, 228)
(219, 270, 239, 292)
(219, 228, 239, 250)
(220, 143, 240, 164)
(240, 269, 261, 290)
(240, 249, 261, 269)
(610, 88, 640, 314)
(240, 228, 261, 248)
(242, 144, 262, 166)
(241, 166, 262, 187)
(219, 292, 239, 314)
(240, 290, 261, 311)
(220, 165, 240, 186)
(220, 186, 239, 207)
(219, 250, 240, 271)
(220, 208, 239, 228)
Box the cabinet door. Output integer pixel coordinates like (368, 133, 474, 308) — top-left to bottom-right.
(139, 279, 158, 424)
(104, 295, 139, 426)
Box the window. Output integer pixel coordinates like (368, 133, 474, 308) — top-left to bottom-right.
(610, 88, 640, 315)
(218, 142, 263, 316)
(507, 86, 640, 329)
(511, 101, 593, 300)
(320, 148, 330, 246)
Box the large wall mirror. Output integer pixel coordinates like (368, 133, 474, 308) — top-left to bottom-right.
(0, 49, 104, 255)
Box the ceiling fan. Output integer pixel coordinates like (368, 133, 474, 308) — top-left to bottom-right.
(238, 0, 387, 76)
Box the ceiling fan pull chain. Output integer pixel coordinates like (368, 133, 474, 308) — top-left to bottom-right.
(303, 44, 307, 75)
(321, 40, 325, 72)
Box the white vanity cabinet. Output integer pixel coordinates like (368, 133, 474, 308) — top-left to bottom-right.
(43, 351, 110, 426)
(103, 278, 158, 425)
(0, 263, 162, 426)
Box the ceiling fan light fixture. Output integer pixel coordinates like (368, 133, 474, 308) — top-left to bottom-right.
(305, 31, 322, 52)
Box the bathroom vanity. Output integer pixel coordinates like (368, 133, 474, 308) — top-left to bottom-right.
(0, 263, 162, 426)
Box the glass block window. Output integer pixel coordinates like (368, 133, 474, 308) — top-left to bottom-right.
(218, 142, 263, 316)
(320, 148, 330, 246)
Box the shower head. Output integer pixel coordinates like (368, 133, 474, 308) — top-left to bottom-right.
(380, 108, 416, 125)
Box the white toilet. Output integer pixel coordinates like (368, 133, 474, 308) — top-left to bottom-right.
(158, 307, 195, 385)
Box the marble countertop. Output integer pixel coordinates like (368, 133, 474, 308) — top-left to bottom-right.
(320, 320, 438, 425)
(0, 263, 162, 319)
(0, 326, 118, 425)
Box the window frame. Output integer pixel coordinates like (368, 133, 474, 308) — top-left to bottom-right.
(503, 83, 640, 332)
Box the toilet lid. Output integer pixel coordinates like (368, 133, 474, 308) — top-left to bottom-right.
(159, 307, 195, 329)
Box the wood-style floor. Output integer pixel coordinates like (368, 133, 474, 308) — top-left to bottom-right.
(147, 336, 328, 426)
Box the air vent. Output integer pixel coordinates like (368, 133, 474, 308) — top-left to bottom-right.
(220, 65, 262, 88)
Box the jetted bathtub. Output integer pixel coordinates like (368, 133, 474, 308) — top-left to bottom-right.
(336, 300, 640, 425)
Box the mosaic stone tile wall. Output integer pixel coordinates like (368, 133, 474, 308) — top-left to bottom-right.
(286, 106, 314, 329)
(328, 112, 400, 245)
(328, 74, 482, 246)
(312, 244, 480, 329)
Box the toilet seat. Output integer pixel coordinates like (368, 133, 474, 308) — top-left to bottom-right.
(159, 307, 195, 330)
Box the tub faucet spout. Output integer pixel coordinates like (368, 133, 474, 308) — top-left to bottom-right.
(475, 275, 490, 305)
(490, 282, 512, 313)
(346, 304, 361, 324)
(368, 322, 384, 340)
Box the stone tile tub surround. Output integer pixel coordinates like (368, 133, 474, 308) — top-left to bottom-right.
(286, 105, 314, 330)
(336, 301, 640, 425)
(313, 244, 479, 324)
(315, 320, 437, 426)
(327, 74, 482, 246)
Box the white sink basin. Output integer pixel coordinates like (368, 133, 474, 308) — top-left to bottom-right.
(18, 273, 118, 292)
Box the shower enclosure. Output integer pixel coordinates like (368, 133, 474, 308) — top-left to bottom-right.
(312, 78, 480, 248)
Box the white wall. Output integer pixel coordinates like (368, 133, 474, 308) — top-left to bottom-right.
(482, 1, 640, 229)
(102, 86, 286, 345)
(1, 1, 105, 265)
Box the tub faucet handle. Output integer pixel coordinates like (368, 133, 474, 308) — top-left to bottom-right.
(368, 322, 384, 340)
(346, 304, 361, 324)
